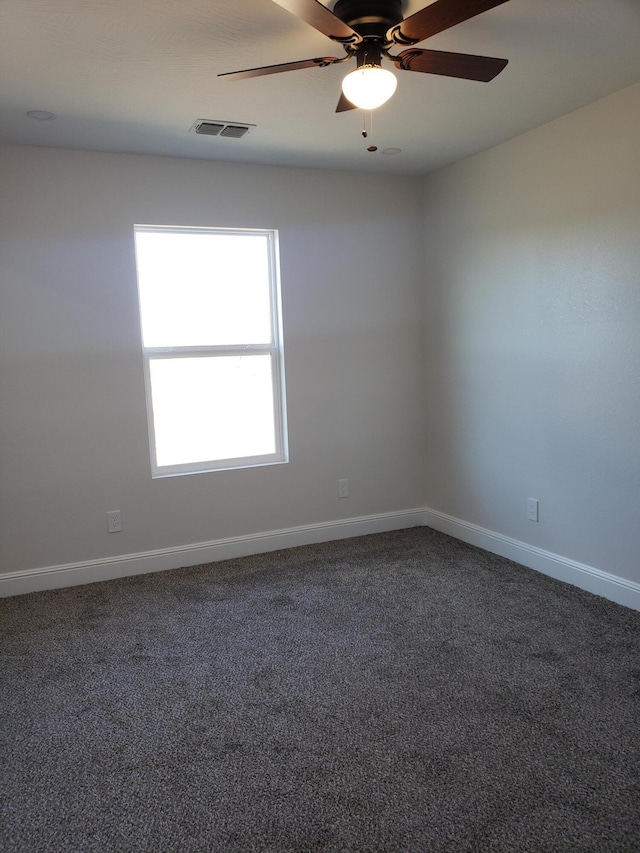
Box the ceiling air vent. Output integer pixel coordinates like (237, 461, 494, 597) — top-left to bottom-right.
(195, 121, 224, 136)
(190, 119, 256, 139)
(220, 124, 249, 138)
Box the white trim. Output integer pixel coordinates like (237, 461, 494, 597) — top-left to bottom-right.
(133, 225, 288, 478)
(0, 509, 425, 598)
(3, 507, 638, 611)
(421, 507, 640, 612)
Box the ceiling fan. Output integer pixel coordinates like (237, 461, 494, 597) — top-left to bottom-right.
(219, 0, 510, 111)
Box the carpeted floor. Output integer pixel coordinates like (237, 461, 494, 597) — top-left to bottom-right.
(1, 527, 639, 852)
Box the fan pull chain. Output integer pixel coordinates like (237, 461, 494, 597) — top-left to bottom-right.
(360, 112, 377, 152)
(366, 110, 377, 152)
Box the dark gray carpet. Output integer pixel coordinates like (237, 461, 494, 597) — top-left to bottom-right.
(1, 527, 639, 852)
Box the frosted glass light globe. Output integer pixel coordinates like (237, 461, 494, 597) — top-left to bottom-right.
(341, 65, 397, 110)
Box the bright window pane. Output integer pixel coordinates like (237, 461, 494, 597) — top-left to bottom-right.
(149, 355, 276, 467)
(135, 230, 272, 347)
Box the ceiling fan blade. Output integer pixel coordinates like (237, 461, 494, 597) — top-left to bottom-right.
(219, 56, 339, 81)
(336, 92, 358, 112)
(270, 0, 361, 44)
(394, 48, 507, 81)
(388, 0, 510, 46)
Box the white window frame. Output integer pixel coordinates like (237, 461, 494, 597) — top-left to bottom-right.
(134, 224, 288, 478)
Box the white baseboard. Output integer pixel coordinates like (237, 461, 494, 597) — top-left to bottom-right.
(3, 507, 638, 611)
(0, 509, 425, 598)
(422, 507, 640, 612)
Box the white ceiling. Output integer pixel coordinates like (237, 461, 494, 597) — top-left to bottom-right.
(1, 0, 639, 176)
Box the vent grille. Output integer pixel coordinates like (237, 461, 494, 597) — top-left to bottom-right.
(191, 119, 256, 139)
(195, 122, 224, 136)
(220, 124, 249, 138)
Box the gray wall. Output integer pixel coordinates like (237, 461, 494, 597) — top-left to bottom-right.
(1, 82, 638, 587)
(0, 147, 425, 573)
(422, 83, 640, 584)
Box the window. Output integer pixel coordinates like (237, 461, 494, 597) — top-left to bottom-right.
(134, 225, 288, 477)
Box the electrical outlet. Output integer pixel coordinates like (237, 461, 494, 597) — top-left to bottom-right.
(107, 510, 122, 532)
(338, 478, 349, 498)
(527, 498, 539, 522)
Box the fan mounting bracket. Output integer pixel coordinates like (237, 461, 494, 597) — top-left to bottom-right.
(390, 46, 421, 68)
(333, 0, 403, 42)
(385, 24, 420, 46)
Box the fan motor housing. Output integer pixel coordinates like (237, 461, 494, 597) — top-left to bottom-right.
(333, 0, 403, 39)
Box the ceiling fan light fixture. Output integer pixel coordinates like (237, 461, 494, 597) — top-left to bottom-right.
(341, 64, 397, 110)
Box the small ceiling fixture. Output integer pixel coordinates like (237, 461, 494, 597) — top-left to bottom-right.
(26, 110, 55, 120)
